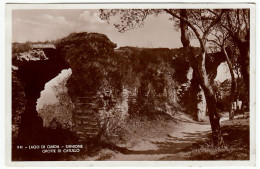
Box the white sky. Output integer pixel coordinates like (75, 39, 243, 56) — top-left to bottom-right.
(12, 9, 191, 48)
(12, 9, 230, 109)
(37, 69, 72, 110)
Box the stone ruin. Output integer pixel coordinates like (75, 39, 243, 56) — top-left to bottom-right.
(12, 32, 226, 145)
(12, 47, 69, 144)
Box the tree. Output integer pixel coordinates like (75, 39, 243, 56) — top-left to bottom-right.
(100, 9, 226, 146)
(208, 9, 250, 118)
(220, 9, 250, 96)
(208, 28, 237, 119)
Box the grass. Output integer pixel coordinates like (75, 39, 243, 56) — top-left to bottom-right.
(179, 118, 250, 160)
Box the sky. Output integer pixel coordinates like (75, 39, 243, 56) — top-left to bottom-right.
(37, 69, 72, 110)
(12, 9, 230, 109)
(12, 9, 187, 48)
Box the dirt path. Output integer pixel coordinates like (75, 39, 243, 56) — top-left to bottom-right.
(82, 112, 247, 161)
(107, 114, 212, 161)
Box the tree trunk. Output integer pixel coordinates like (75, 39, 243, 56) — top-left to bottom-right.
(222, 47, 236, 120)
(237, 41, 250, 102)
(190, 71, 200, 120)
(179, 9, 223, 146)
(190, 71, 206, 122)
(198, 52, 224, 146)
(197, 87, 207, 122)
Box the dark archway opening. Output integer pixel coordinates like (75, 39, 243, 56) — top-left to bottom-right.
(12, 48, 70, 160)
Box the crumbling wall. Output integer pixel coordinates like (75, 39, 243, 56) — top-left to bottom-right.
(56, 32, 118, 142)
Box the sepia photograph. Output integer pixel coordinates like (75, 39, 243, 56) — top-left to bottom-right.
(5, 2, 256, 167)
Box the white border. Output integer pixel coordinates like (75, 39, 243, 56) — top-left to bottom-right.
(3, 1, 257, 168)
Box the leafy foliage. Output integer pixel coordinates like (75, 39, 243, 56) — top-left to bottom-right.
(56, 32, 120, 99)
(12, 70, 26, 141)
(100, 9, 163, 32)
(113, 47, 192, 117)
(38, 74, 74, 130)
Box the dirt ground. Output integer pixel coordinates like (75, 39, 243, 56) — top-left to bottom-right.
(108, 113, 211, 160)
(78, 112, 249, 161)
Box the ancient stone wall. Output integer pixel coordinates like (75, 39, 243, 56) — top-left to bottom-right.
(12, 32, 227, 145)
(12, 48, 69, 144)
(56, 32, 117, 143)
(73, 92, 101, 141)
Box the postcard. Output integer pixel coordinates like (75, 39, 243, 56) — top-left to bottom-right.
(5, 2, 256, 167)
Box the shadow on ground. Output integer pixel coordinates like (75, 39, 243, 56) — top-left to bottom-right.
(108, 118, 250, 161)
(115, 129, 212, 156)
(160, 118, 250, 160)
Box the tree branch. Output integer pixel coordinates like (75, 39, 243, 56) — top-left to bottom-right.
(207, 9, 218, 16)
(164, 9, 225, 51)
(202, 10, 225, 41)
(164, 9, 205, 49)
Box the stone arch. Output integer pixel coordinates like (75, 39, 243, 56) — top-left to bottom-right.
(12, 32, 118, 145)
(13, 47, 70, 144)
